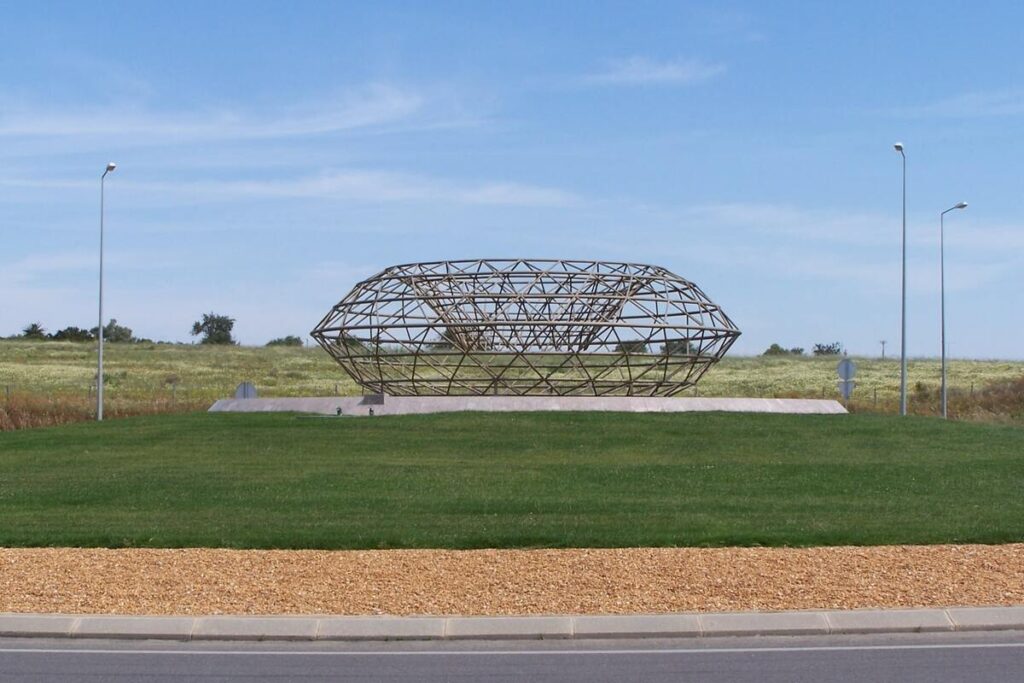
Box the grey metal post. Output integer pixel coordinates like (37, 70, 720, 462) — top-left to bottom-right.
(941, 210, 947, 419)
(894, 143, 907, 416)
(939, 202, 967, 419)
(97, 162, 116, 421)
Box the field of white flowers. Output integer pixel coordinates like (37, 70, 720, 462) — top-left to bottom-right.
(2, 339, 1022, 428)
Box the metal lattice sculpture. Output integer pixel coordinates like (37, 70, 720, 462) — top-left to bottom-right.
(311, 259, 740, 396)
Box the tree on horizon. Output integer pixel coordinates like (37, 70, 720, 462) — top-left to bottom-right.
(20, 322, 46, 340)
(191, 313, 237, 345)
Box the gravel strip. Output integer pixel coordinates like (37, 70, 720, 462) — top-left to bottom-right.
(1, 545, 1021, 616)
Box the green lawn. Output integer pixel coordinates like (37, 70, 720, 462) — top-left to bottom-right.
(1, 411, 1022, 549)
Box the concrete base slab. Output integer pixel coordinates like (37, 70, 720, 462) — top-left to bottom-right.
(209, 395, 847, 417)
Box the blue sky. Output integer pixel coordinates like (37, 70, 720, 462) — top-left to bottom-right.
(2, 1, 1022, 357)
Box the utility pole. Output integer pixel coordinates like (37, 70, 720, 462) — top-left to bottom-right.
(880, 340, 887, 360)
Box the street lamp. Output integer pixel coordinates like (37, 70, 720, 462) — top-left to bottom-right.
(940, 201, 967, 419)
(894, 142, 907, 416)
(97, 162, 116, 421)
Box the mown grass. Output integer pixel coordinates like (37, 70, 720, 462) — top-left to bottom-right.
(1, 411, 1021, 549)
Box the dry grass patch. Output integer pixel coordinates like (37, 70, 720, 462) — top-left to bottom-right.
(2, 339, 1022, 429)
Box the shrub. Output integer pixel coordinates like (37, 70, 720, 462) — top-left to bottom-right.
(813, 342, 843, 356)
(333, 333, 369, 354)
(50, 326, 95, 342)
(433, 326, 487, 351)
(614, 340, 649, 354)
(267, 335, 304, 347)
(764, 344, 805, 356)
(661, 340, 694, 355)
(91, 319, 135, 343)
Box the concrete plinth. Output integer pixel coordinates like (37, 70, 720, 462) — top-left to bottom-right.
(209, 395, 847, 416)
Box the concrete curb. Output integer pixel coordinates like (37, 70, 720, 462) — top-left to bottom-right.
(0, 607, 1022, 642)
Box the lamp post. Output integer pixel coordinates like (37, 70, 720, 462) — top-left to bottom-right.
(940, 201, 967, 419)
(894, 142, 907, 416)
(97, 162, 117, 421)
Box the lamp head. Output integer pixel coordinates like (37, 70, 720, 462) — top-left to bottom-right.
(106, 162, 117, 173)
(893, 142, 904, 153)
(955, 201, 968, 209)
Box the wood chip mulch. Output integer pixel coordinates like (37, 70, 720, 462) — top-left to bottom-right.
(1, 544, 1022, 615)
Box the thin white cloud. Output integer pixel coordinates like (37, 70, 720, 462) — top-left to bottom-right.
(944, 223, 1024, 251)
(47, 51, 157, 101)
(604, 200, 1024, 296)
(0, 84, 423, 140)
(0, 170, 579, 208)
(3, 250, 172, 285)
(4, 251, 98, 285)
(585, 57, 726, 86)
(695, 7, 766, 43)
(887, 88, 1024, 118)
(695, 240, 1012, 296)
(201, 171, 579, 207)
(672, 203, 1024, 253)
(676, 202, 893, 247)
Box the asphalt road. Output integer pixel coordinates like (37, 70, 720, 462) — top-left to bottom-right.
(1, 632, 1022, 682)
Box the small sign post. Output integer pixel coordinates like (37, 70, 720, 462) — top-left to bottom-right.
(836, 358, 856, 404)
